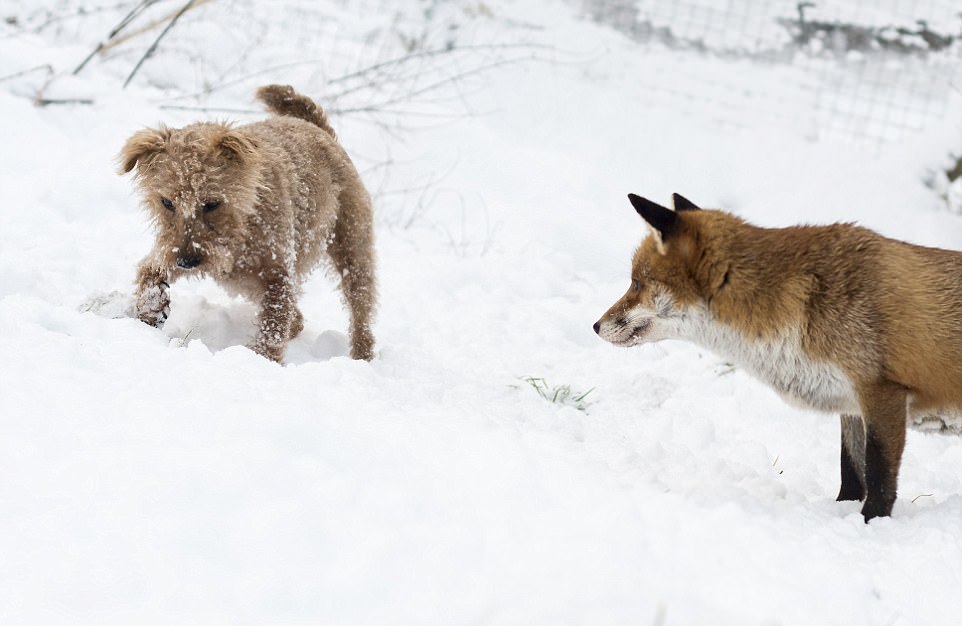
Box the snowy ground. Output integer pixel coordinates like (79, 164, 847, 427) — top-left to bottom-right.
(2, 1, 962, 624)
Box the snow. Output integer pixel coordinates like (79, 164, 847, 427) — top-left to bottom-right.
(3, 1, 962, 624)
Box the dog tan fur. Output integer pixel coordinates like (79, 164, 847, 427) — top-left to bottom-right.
(595, 193, 962, 521)
(120, 84, 376, 362)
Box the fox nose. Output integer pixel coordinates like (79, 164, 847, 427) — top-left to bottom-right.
(593, 321, 601, 334)
(176, 254, 201, 269)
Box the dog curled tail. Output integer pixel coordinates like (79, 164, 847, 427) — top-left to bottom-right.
(256, 84, 337, 139)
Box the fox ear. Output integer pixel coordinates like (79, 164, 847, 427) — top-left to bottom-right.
(671, 193, 700, 212)
(118, 127, 168, 174)
(628, 193, 678, 240)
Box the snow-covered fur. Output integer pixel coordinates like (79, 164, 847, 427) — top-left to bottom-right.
(120, 84, 376, 361)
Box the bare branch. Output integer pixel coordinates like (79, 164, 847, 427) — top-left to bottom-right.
(106, 0, 213, 56)
(159, 105, 261, 115)
(73, 0, 162, 75)
(328, 42, 549, 86)
(110, 0, 159, 39)
(158, 42, 548, 104)
(123, 0, 203, 89)
(0, 64, 53, 83)
(24, 2, 129, 34)
(34, 97, 95, 106)
(330, 54, 537, 114)
(157, 58, 328, 103)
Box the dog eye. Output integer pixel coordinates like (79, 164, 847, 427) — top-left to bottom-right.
(161, 197, 174, 211)
(202, 200, 222, 213)
(631, 279, 640, 292)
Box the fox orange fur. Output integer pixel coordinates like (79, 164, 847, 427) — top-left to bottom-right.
(594, 192, 962, 522)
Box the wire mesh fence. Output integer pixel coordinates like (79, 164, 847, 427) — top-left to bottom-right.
(10, 0, 959, 151)
(580, 0, 962, 150)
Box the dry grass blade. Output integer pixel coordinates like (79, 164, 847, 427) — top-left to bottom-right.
(519, 376, 595, 412)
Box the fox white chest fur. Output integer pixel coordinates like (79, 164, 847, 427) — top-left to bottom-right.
(668, 305, 861, 414)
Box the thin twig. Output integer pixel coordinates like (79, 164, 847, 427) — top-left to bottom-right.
(73, 0, 161, 75)
(28, 2, 129, 34)
(158, 43, 548, 104)
(73, 44, 105, 75)
(327, 106, 483, 119)
(110, 0, 159, 39)
(331, 51, 485, 106)
(159, 105, 260, 114)
(157, 58, 327, 103)
(35, 97, 95, 106)
(0, 64, 53, 83)
(328, 42, 549, 86)
(331, 55, 533, 114)
(104, 0, 212, 57)
(123, 0, 200, 89)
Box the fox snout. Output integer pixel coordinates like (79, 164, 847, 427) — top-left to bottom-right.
(594, 313, 640, 346)
(593, 316, 628, 343)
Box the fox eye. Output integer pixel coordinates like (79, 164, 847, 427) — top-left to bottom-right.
(202, 200, 221, 213)
(631, 279, 640, 292)
(161, 197, 174, 211)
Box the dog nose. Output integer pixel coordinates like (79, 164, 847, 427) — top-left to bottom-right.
(593, 321, 601, 334)
(176, 255, 201, 269)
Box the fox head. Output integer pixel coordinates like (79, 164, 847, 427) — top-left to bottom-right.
(594, 192, 724, 346)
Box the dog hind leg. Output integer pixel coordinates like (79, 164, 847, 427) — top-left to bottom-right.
(329, 188, 376, 361)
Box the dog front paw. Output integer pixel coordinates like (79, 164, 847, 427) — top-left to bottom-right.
(248, 339, 285, 362)
(135, 282, 170, 328)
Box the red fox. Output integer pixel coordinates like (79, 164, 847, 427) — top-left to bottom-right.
(594, 193, 962, 522)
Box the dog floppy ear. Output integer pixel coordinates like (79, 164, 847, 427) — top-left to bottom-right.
(216, 129, 259, 163)
(671, 192, 700, 212)
(118, 127, 168, 174)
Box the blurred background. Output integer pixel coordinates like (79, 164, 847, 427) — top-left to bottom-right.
(4, 0, 962, 212)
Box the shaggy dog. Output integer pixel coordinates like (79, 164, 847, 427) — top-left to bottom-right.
(119, 84, 376, 362)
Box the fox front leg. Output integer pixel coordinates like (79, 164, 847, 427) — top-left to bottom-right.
(858, 384, 908, 522)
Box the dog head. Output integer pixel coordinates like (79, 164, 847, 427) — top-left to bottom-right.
(119, 122, 262, 276)
(594, 193, 712, 346)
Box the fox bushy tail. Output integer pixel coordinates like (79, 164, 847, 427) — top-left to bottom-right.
(256, 84, 336, 139)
